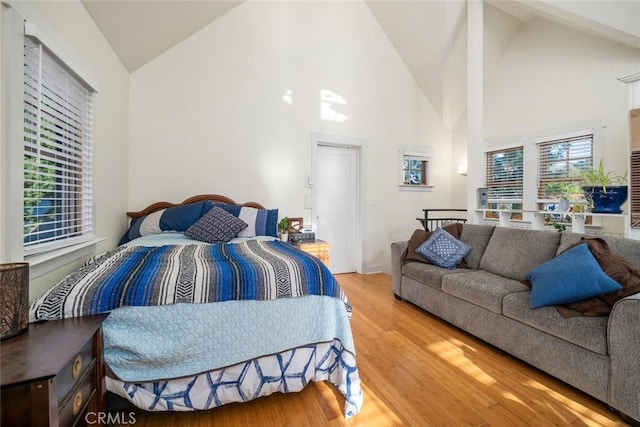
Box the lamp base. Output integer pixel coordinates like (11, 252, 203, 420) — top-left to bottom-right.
(0, 263, 29, 340)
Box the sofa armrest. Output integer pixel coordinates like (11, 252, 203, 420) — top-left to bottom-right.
(391, 241, 408, 297)
(608, 292, 640, 422)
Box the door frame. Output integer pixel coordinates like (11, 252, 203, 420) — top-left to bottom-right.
(310, 132, 367, 274)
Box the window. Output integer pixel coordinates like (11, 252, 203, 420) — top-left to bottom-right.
(537, 134, 592, 217)
(23, 36, 94, 254)
(630, 109, 640, 228)
(402, 156, 429, 186)
(484, 147, 523, 219)
(399, 146, 432, 191)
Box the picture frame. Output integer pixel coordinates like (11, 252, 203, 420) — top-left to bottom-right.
(288, 217, 304, 233)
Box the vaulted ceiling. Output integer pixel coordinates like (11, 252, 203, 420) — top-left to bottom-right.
(81, 0, 640, 128)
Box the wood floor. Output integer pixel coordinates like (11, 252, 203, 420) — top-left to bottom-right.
(115, 273, 627, 426)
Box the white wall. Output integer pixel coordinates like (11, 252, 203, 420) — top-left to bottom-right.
(449, 3, 525, 210)
(2, 1, 129, 298)
(484, 17, 640, 233)
(129, 1, 451, 273)
(485, 18, 640, 145)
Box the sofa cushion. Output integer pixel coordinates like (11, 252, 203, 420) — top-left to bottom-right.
(503, 292, 608, 355)
(441, 270, 530, 314)
(459, 224, 495, 269)
(416, 227, 472, 269)
(401, 263, 469, 290)
(480, 228, 561, 281)
(560, 232, 640, 269)
(527, 244, 622, 309)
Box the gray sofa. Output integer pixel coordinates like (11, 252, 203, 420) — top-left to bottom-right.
(391, 224, 640, 423)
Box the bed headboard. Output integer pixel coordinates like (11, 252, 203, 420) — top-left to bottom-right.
(126, 194, 266, 218)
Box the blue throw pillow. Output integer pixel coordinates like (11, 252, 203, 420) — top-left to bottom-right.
(119, 201, 211, 245)
(527, 243, 622, 308)
(416, 227, 472, 269)
(185, 207, 248, 243)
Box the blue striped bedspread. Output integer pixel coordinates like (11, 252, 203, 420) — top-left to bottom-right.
(29, 240, 350, 321)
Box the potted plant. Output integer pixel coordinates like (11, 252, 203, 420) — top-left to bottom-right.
(278, 217, 289, 242)
(544, 181, 583, 212)
(580, 160, 628, 214)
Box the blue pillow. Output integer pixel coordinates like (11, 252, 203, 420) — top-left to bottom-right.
(119, 201, 211, 245)
(416, 227, 472, 269)
(212, 203, 278, 238)
(527, 243, 622, 308)
(185, 207, 248, 243)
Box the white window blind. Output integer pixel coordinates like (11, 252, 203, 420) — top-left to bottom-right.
(485, 147, 524, 203)
(537, 134, 593, 200)
(23, 35, 94, 254)
(631, 150, 640, 227)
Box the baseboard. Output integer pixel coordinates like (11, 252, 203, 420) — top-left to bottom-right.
(361, 264, 382, 274)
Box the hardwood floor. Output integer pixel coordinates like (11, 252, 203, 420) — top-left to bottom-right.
(115, 273, 627, 426)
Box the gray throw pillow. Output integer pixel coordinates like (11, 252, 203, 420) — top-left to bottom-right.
(416, 227, 472, 269)
(185, 207, 248, 243)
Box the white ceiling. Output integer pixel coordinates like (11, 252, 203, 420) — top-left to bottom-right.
(81, 0, 640, 126)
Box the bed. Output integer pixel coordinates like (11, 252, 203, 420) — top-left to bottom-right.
(29, 194, 363, 417)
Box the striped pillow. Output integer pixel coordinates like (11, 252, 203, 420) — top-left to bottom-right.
(211, 203, 278, 238)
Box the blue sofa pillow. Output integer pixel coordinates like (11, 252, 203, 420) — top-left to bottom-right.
(416, 227, 472, 269)
(527, 243, 622, 309)
(119, 201, 212, 245)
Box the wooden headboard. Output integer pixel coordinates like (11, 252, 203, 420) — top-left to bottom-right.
(127, 194, 266, 218)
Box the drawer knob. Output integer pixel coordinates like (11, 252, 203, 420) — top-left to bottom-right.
(72, 355, 83, 379)
(72, 391, 83, 416)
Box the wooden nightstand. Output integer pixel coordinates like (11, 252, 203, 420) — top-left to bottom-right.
(1, 314, 108, 427)
(292, 239, 331, 267)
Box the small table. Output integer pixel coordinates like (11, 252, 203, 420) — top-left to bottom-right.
(292, 239, 331, 267)
(1, 314, 109, 427)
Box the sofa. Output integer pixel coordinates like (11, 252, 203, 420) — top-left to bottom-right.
(391, 224, 640, 424)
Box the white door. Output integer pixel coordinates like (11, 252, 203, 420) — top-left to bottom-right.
(315, 145, 357, 274)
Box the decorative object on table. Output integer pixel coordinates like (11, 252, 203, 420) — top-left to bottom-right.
(278, 217, 289, 242)
(581, 160, 628, 214)
(477, 188, 487, 209)
(0, 263, 29, 340)
(287, 217, 304, 234)
(289, 231, 316, 243)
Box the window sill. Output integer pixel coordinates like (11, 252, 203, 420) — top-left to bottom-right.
(399, 184, 434, 192)
(26, 237, 106, 279)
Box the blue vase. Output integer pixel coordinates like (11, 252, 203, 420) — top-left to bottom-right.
(582, 186, 628, 214)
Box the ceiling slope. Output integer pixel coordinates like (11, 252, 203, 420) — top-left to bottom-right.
(81, 0, 243, 72)
(365, 0, 466, 125)
(82, 0, 640, 118)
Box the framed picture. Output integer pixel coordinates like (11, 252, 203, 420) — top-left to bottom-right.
(288, 217, 303, 233)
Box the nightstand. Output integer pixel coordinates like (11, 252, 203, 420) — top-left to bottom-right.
(1, 314, 108, 427)
(292, 239, 331, 267)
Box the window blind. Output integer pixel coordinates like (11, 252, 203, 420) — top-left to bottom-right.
(485, 147, 523, 202)
(631, 150, 640, 228)
(23, 36, 94, 253)
(537, 135, 592, 200)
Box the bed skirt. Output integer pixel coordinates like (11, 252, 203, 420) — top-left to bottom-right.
(106, 339, 363, 418)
